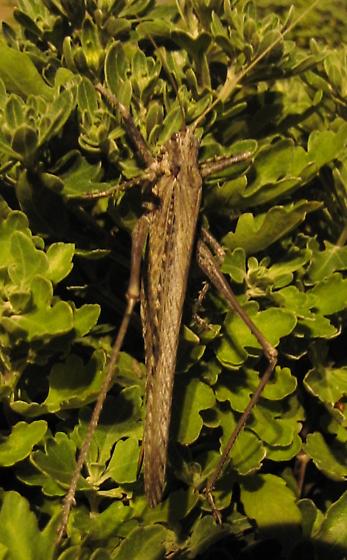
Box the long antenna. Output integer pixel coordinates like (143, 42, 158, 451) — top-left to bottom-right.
(193, 0, 320, 130)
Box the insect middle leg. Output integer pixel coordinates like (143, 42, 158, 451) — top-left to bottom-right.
(196, 235, 278, 521)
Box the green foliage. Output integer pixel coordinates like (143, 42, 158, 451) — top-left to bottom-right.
(0, 0, 346, 559)
(0, 491, 58, 560)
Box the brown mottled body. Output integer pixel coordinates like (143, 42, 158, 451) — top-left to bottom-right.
(141, 130, 202, 506)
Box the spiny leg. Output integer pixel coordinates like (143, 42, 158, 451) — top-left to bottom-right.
(194, 149, 252, 326)
(192, 149, 252, 329)
(75, 84, 157, 202)
(56, 216, 149, 546)
(201, 227, 226, 262)
(200, 151, 253, 178)
(80, 168, 157, 200)
(192, 228, 225, 327)
(196, 237, 277, 522)
(96, 83, 153, 167)
(193, 147, 252, 326)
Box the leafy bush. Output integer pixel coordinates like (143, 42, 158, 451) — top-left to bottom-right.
(0, 1, 346, 558)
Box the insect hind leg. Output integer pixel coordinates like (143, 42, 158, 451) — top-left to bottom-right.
(196, 236, 277, 522)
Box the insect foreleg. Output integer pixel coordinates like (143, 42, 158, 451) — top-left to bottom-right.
(96, 83, 153, 167)
(80, 168, 158, 200)
(200, 151, 253, 178)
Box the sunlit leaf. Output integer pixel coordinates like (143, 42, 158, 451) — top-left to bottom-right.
(0, 421, 47, 467)
(0, 492, 58, 560)
(240, 474, 302, 549)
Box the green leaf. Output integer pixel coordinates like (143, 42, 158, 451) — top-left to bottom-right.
(77, 77, 98, 114)
(204, 176, 248, 216)
(308, 240, 347, 282)
(304, 433, 347, 481)
(217, 409, 266, 476)
(185, 515, 239, 558)
(265, 433, 302, 462)
(31, 432, 90, 492)
(75, 387, 143, 474)
(0, 542, 8, 559)
(309, 273, 347, 315)
(221, 247, 246, 284)
(105, 40, 127, 82)
(16, 462, 63, 497)
(243, 139, 313, 206)
(46, 242, 74, 283)
(8, 231, 48, 288)
(43, 352, 106, 412)
(136, 488, 199, 524)
(274, 286, 338, 338)
(11, 125, 38, 164)
(217, 303, 296, 367)
(105, 438, 139, 484)
(216, 368, 260, 412)
(200, 408, 266, 484)
(73, 303, 100, 337)
(174, 378, 215, 445)
(54, 67, 76, 88)
(58, 151, 110, 198)
(39, 172, 64, 193)
(0, 46, 52, 98)
(265, 249, 311, 289)
(38, 89, 75, 146)
(90, 550, 112, 560)
(80, 18, 103, 73)
(216, 367, 296, 414)
(314, 491, 347, 558)
(15, 170, 69, 236)
(157, 105, 183, 144)
(5, 94, 24, 129)
(308, 126, 347, 168)
(298, 498, 324, 538)
(304, 366, 347, 407)
(113, 525, 171, 560)
(223, 201, 321, 254)
(0, 211, 31, 264)
(240, 474, 302, 548)
(262, 367, 297, 400)
(250, 404, 299, 447)
(0, 491, 57, 560)
(0, 421, 47, 467)
(3, 277, 73, 340)
(86, 501, 133, 542)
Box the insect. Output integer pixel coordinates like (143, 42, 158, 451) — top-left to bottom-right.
(56, 0, 319, 544)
